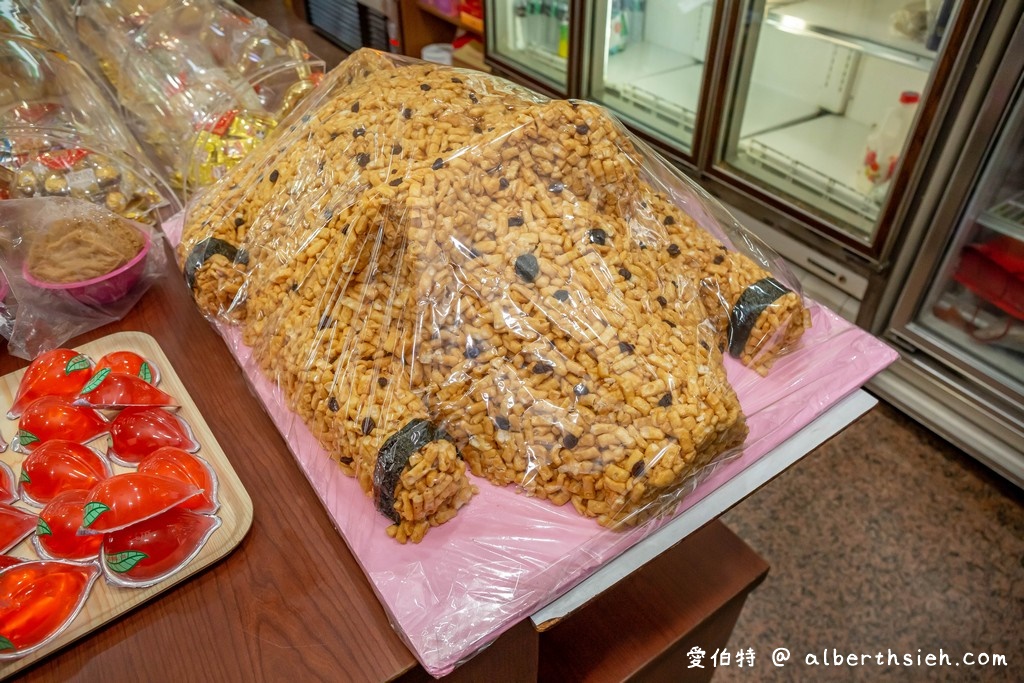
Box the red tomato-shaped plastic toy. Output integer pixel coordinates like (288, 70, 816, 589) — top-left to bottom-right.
(0, 556, 23, 570)
(101, 507, 220, 587)
(75, 371, 176, 410)
(7, 349, 93, 419)
(80, 473, 200, 534)
(15, 397, 108, 454)
(0, 560, 100, 659)
(33, 491, 104, 562)
(138, 447, 218, 514)
(93, 351, 160, 385)
(108, 408, 198, 466)
(0, 462, 15, 505)
(0, 504, 35, 554)
(19, 440, 112, 507)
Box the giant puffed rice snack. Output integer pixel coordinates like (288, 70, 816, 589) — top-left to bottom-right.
(179, 49, 811, 543)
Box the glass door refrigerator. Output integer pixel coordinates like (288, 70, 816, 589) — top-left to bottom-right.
(486, 0, 577, 95)
(871, 16, 1024, 486)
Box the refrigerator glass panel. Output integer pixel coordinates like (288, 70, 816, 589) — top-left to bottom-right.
(488, 0, 571, 91)
(915, 91, 1024, 396)
(585, 0, 714, 153)
(720, 0, 957, 243)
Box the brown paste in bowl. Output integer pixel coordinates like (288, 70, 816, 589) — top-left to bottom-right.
(27, 214, 144, 283)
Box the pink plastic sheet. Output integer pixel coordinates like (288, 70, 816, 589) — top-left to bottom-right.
(164, 211, 897, 677)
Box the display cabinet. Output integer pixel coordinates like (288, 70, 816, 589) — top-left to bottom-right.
(483, 0, 1018, 327)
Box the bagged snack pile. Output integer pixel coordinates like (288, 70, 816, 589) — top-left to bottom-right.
(179, 49, 811, 543)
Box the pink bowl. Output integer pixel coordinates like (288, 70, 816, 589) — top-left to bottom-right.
(22, 225, 152, 306)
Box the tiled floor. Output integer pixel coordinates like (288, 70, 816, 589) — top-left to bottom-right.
(718, 401, 1023, 682)
(240, 4, 1024, 681)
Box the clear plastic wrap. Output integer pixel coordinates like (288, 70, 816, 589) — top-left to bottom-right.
(0, 197, 165, 359)
(178, 49, 811, 541)
(171, 50, 899, 676)
(74, 0, 324, 193)
(0, 36, 174, 224)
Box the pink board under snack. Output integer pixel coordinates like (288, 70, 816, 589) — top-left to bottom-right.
(164, 209, 898, 676)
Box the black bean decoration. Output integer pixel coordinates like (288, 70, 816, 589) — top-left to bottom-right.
(356, 153, 370, 167)
(576, 124, 589, 135)
(619, 341, 635, 355)
(420, 83, 431, 91)
(432, 158, 444, 170)
(351, 101, 360, 112)
(353, 127, 365, 138)
(234, 217, 244, 227)
(532, 362, 554, 374)
(402, 108, 412, 119)
(473, 125, 482, 134)
(508, 215, 524, 227)
(392, 144, 403, 154)
(553, 289, 569, 302)
(318, 315, 332, 331)
(469, 93, 478, 103)
(618, 267, 632, 280)
(713, 254, 725, 264)
(389, 177, 403, 186)
(658, 392, 673, 407)
(573, 383, 589, 396)
(465, 341, 481, 359)
(494, 415, 510, 430)
(499, 178, 509, 190)
(328, 397, 339, 412)
(664, 215, 676, 226)
(361, 417, 376, 435)
(548, 181, 564, 194)
(667, 244, 681, 257)
(451, 77, 463, 84)
(699, 340, 710, 351)
(631, 461, 646, 478)
(268, 169, 279, 183)
(515, 253, 540, 283)
(657, 295, 668, 307)
(378, 377, 389, 388)
(588, 228, 607, 246)
(562, 433, 579, 449)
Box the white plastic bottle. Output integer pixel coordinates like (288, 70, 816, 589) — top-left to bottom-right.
(861, 91, 920, 192)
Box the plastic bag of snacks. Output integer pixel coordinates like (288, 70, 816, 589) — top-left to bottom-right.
(74, 0, 324, 193)
(0, 198, 165, 359)
(0, 36, 175, 224)
(178, 49, 812, 545)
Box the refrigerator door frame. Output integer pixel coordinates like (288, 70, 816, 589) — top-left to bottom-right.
(484, 0, 586, 97)
(871, 6, 1024, 488)
(577, 0, 727, 166)
(699, 0, 991, 265)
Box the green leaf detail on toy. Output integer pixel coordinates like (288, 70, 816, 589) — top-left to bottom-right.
(0, 636, 13, 651)
(36, 518, 52, 536)
(65, 355, 91, 374)
(80, 368, 110, 395)
(17, 430, 38, 447)
(106, 550, 148, 573)
(82, 502, 110, 528)
(19, 470, 30, 483)
(139, 362, 152, 383)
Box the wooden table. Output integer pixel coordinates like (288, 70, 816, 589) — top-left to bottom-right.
(2, 239, 768, 682)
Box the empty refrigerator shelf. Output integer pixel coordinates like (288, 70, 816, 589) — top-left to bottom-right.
(736, 114, 880, 235)
(603, 63, 704, 145)
(505, 45, 566, 86)
(978, 191, 1024, 240)
(766, 0, 938, 69)
(738, 83, 821, 137)
(605, 41, 698, 85)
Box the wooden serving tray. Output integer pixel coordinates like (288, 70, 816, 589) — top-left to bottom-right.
(0, 331, 253, 678)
